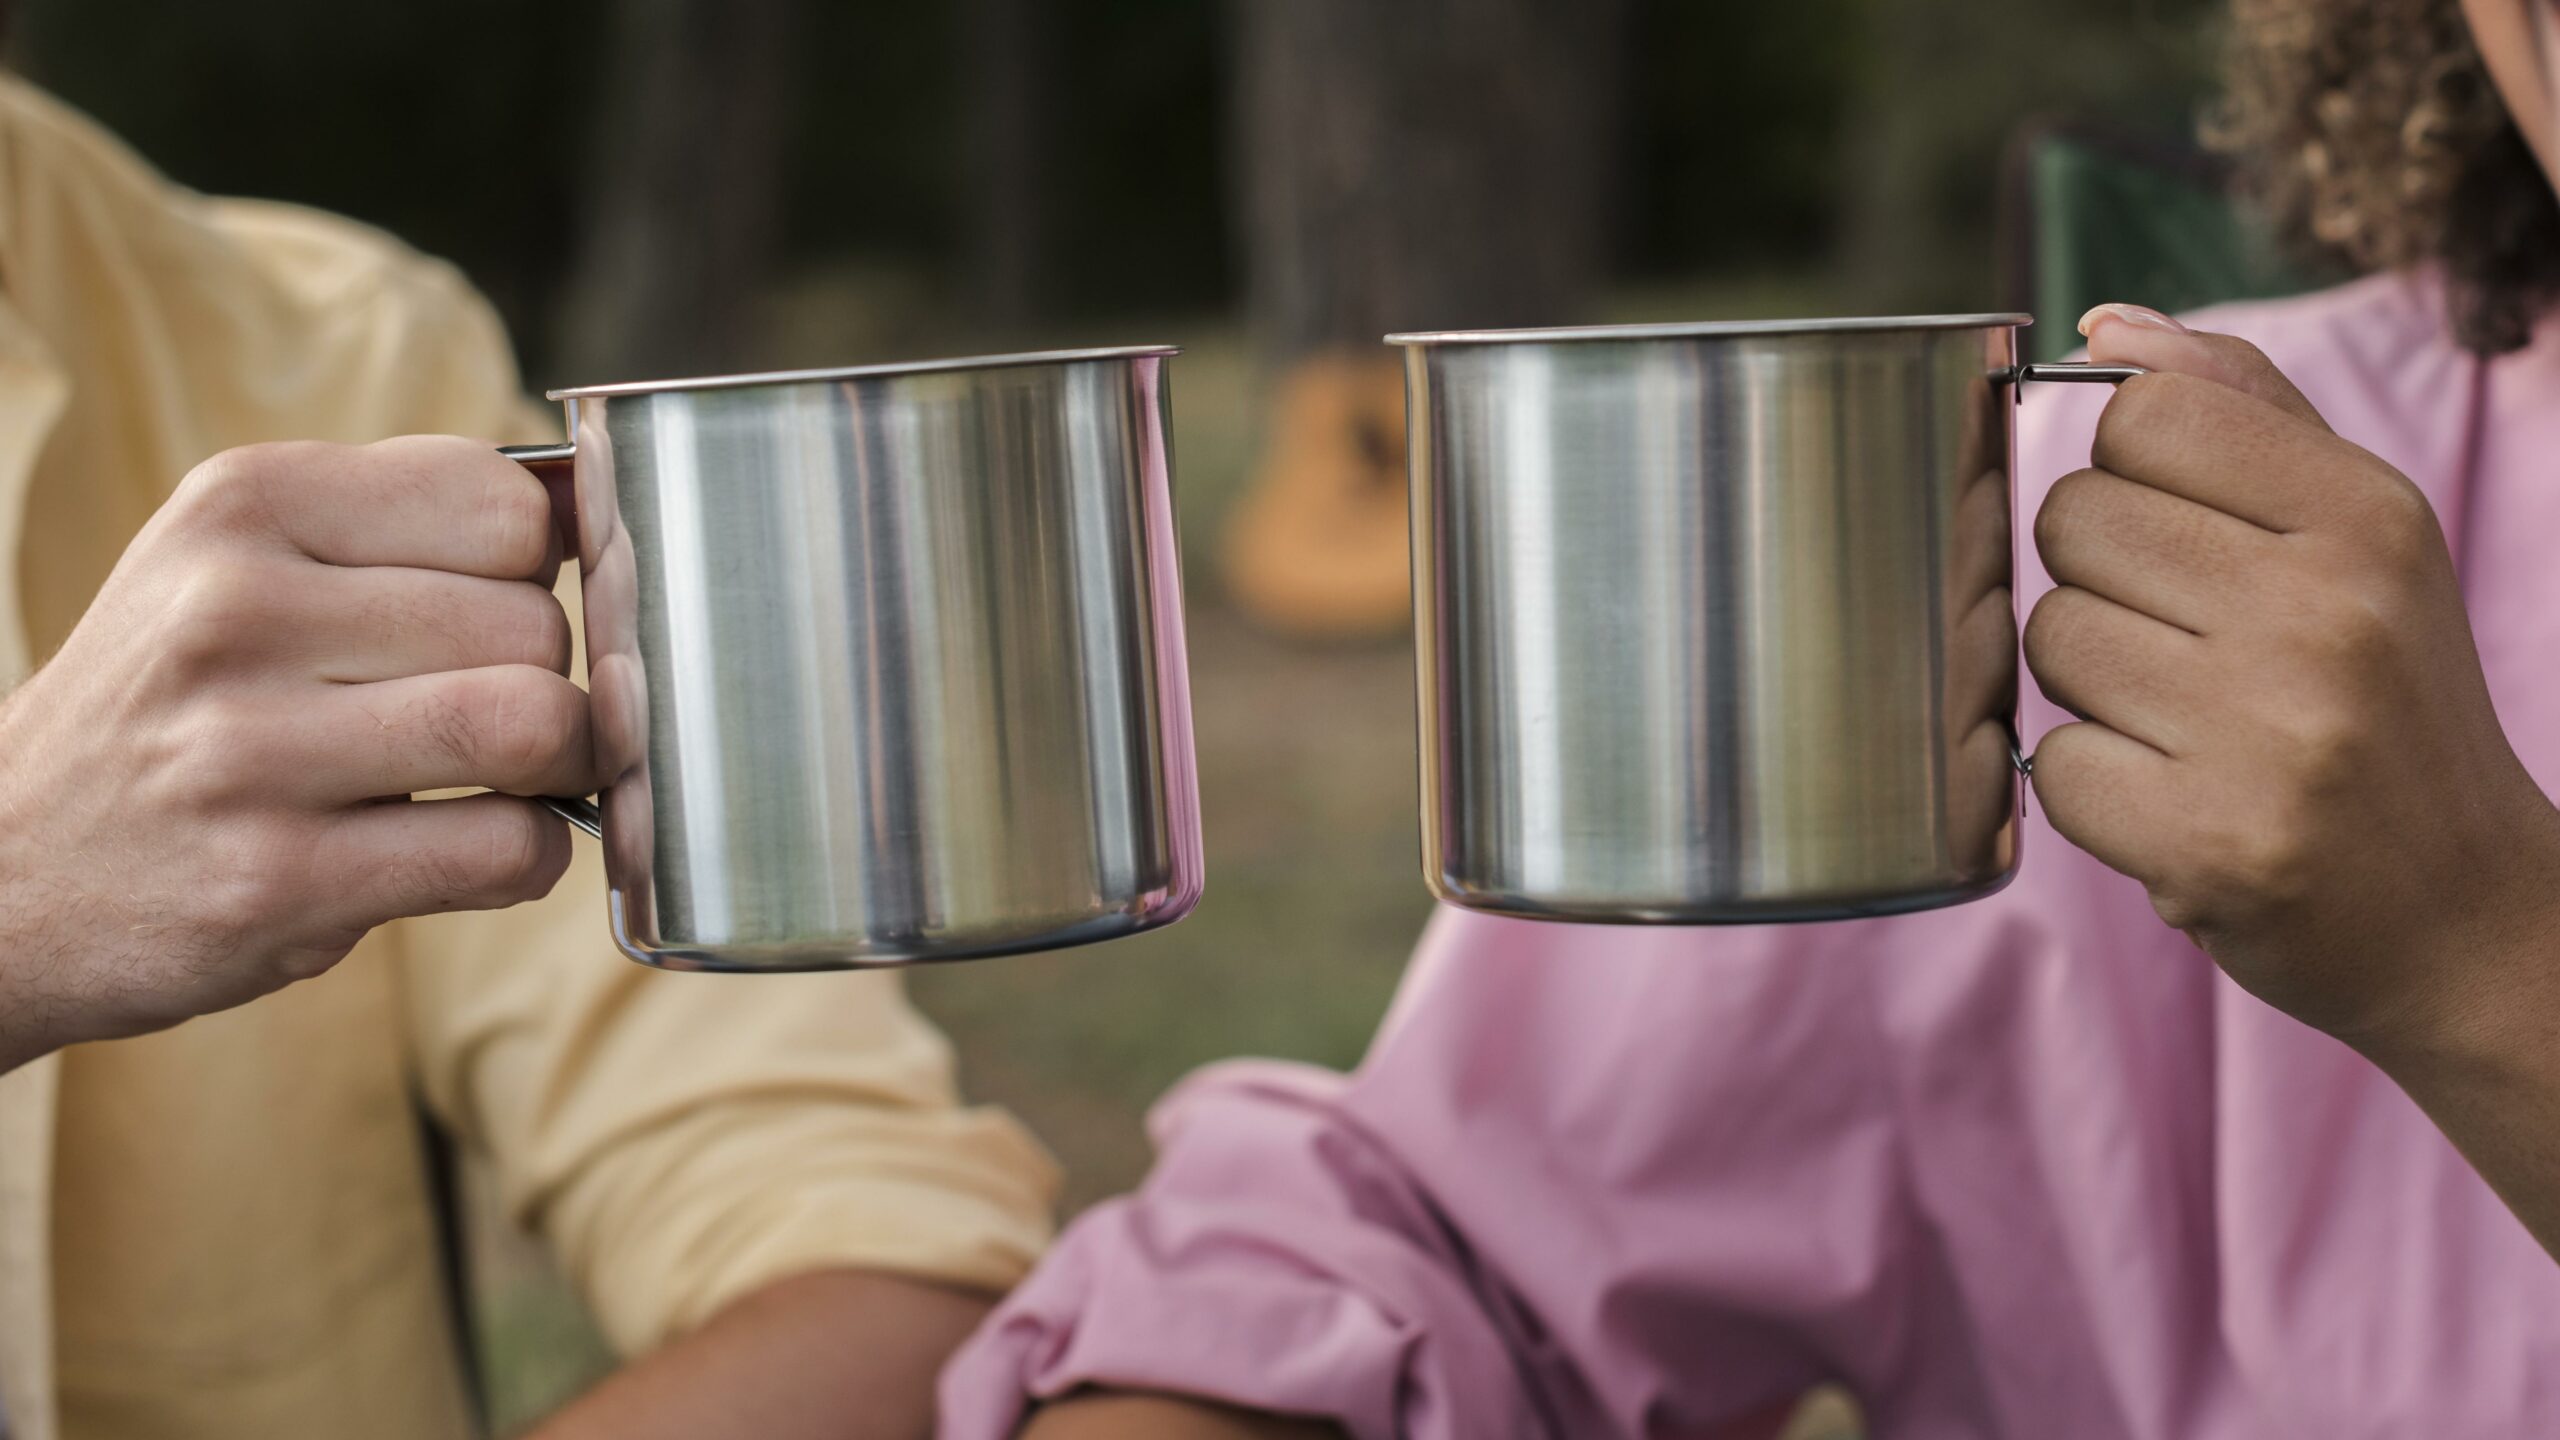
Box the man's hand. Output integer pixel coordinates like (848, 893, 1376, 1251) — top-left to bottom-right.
(0, 436, 600, 1069)
(2026, 303, 2560, 1056)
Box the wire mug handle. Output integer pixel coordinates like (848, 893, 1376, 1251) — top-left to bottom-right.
(1998, 360, 2149, 778)
(2013, 361, 2147, 385)
(495, 442, 604, 840)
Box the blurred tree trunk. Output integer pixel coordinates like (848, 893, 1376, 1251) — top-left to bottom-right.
(556, 0, 800, 380)
(1232, 0, 1629, 358)
(1831, 0, 1962, 309)
(961, 0, 1054, 330)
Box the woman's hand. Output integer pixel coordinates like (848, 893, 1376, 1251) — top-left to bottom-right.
(2025, 303, 2560, 1062)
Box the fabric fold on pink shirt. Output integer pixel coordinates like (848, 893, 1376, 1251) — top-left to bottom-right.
(943, 272, 2560, 1440)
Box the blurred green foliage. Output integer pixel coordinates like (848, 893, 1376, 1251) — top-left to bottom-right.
(14, 0, 2226, 375)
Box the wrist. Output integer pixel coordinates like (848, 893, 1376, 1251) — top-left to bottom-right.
(0, 846, 111, 1072)
(2349, 802, 2560, 1082)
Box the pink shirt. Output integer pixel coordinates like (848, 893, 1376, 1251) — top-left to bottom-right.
(942, 273, 2560, 1439)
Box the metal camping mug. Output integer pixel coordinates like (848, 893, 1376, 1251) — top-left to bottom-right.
(1389, 314, 2134, 924)
(497, 347, 1203, 970)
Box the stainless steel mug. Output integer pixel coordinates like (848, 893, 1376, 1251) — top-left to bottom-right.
(1389, 315, 2130, 924)
(501, 346, 1203, 970)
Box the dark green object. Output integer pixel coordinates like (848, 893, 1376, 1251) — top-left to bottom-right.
(2006, 124, 2320, 361)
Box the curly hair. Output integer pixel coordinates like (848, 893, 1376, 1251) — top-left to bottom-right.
(2210, 0, 2560, 353)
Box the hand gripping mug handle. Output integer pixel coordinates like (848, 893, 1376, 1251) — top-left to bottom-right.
(497, 441, 605, 839)
(1996, 359, 2147, 778)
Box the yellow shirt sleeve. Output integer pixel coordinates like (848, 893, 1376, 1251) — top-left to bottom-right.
(393, 845, 1061, 1355)
(315, 226, 1062, 1356)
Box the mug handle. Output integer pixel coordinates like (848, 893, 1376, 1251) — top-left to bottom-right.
(497, 442, 605, 840)
(2013, 361, 2146, 386)
(1999, 360, 2148, 777)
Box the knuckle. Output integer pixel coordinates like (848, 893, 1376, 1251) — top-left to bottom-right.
(480, 469, 555, 577)
(477, 667, 583, 779)
(2205, 333, 2275, 376)
(476, 801, 556, 891)
(195, 874, 269, 944)
(2094, 372, 2203, 474)
(2021, 588, 2084, 673)
(2353, 473, 2442, 565)
(162, 560, 279, 665)
(200, 825, 310, 938)
(172, 553, 274, 621)
(418, 802, 560, 908)
(499, 586, 575, 672)
(2093, 374, 2162, 460)
(2025, 720, 2089, 793)
(194, 864, 262, 937)
(176, 442, 317, 529)
(2291, 584, 2394, 668)
(362, 437, 551, 575)
(2146, 885, 2206, 935)
(172, 448, 261, 520)
(2021, 600, 2055, 674)
(269, 945, 347, 986)
(2032, 469, 2095, 559)
(2265, 700, 2362, 790)
(178, 695, 280, 803)
(2216, 815, 2315, 908)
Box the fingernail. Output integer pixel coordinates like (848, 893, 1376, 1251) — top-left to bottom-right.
(2077, 303, 2190, 337)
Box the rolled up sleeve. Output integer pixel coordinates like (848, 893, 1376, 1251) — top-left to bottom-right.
(394, 837, 1060, 1355)
(943, 905, 1929, 1440)
(945, 1060, 1540, 1439)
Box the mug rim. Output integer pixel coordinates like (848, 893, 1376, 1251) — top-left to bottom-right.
(547, 344, 1181, 401)
(1384, 314, 2034, 347)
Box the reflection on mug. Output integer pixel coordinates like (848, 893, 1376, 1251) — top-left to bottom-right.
(1939, 376, 2021, 880)
(1942, 459, 2021, 879)
(570, 412, 657, 945)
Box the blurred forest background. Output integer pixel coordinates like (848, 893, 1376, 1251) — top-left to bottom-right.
(9, 0, 2224, 1431)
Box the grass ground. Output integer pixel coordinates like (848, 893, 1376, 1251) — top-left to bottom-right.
(473, 272, 1865, 1437)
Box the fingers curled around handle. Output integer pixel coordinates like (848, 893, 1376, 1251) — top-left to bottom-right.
(181, 436, 567, 581)
(2077, 305, 2329, 430)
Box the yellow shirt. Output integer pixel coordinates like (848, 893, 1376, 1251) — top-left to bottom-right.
(0, 77, 1058, 1440)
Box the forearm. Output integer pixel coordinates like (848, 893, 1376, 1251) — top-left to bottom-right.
(528, 1269, 995, 1440)
(2391, 1052, 2560, 1258)
(2363, 960, 2560, 1258)
(2354, 864, 2560, 1258)
(1018, 1392, 1346, 1440)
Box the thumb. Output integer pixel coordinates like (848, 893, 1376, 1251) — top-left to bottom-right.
(2077, 303, 2330, 432)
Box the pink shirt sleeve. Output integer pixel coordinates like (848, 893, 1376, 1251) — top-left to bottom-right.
(941, 905, 1971, 1439)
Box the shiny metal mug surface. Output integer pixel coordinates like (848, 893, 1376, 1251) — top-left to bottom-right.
(504, 347, 1202, 969)
(1390, 315, 2129, 924)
